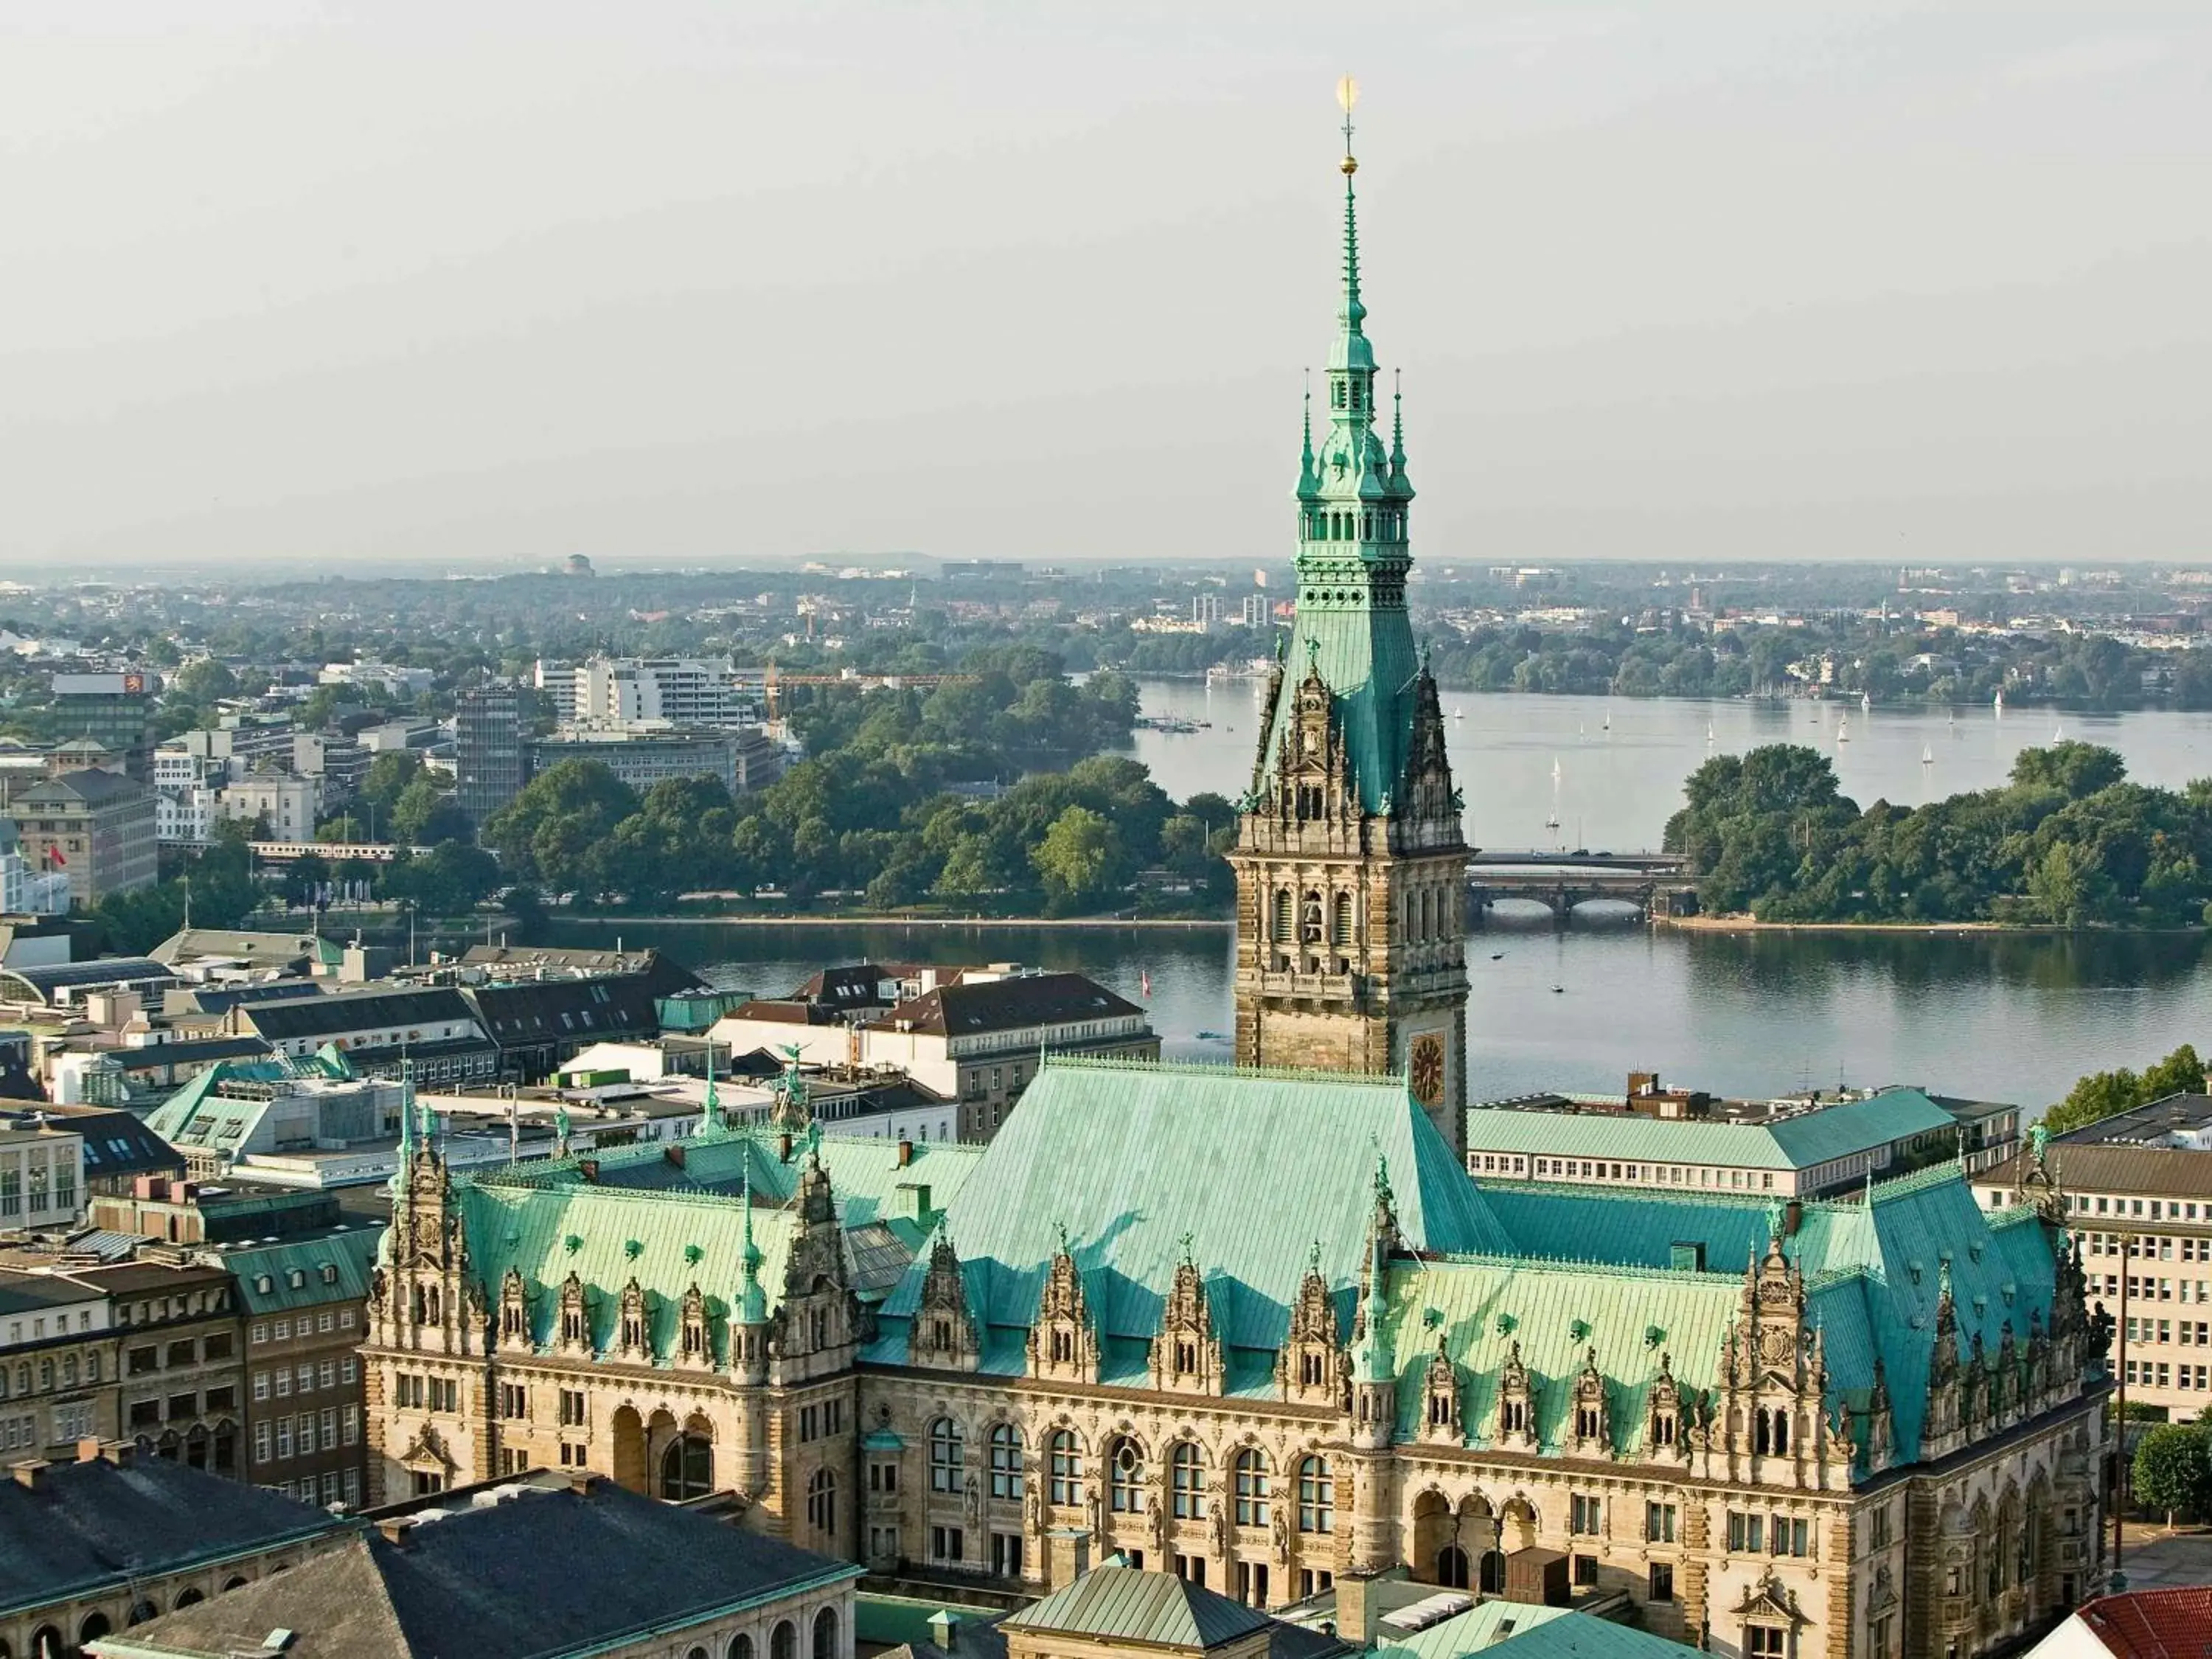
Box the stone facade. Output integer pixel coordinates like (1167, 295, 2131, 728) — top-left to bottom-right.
(364, 1120, 2109, 1659)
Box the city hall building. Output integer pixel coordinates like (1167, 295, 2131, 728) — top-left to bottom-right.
(364, 115, 2114, 1659)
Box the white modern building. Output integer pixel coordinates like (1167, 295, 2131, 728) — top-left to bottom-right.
(535, 656, 765, 731)
(0, 1122, 86, 1228)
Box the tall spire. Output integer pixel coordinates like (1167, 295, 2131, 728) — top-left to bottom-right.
(737, 1164, 767, 1324)
(701, 1038, 723, 1135)
(1337, 74, 1366, 341)
(397, 1057, 417, 1164)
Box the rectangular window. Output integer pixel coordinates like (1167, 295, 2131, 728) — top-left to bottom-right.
(253, 1371, 271, 1402)
(501, 1384, 529, 1419)
(343, 1407, 360, 1447)
(931, 1525, 966, 1565)
(1747, 1630, 1785, 1659)
(1728, 1512, 1764, 1554)
(318, 1360, 335, 1391)
(992, 1532, 1023, 1577)
(276, 1419, 293, 1459)
(1573, 1554, 1597, 1587)
(558, 1389, 587, 1427)
(254, 1421, 271, 1463)
(1648, 1562, 1674, 1602)
(341, 1357, 358, 1385)
(1771, 1516, 1809, 1557)
(275, 1369, 292, 1399)
(320, 1408, 335, 1448)
(1646, 1502, 1676, 1543)
(128, 1345, 158, 1376)
(1570, 1494, 1601, 1536)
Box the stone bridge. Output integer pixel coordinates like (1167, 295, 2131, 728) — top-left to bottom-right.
(1465, 849, 1699, 927)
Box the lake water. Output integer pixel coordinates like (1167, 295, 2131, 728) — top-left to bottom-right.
(550, 685, 2212, 1115)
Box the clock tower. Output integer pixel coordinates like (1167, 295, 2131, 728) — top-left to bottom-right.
(1230, 87, 1470, 1160)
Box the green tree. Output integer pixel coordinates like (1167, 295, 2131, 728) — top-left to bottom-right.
(171, 658, 239, 703)
(2011, 742, 2126, 799)
(1032, 806, 1124, 914)
(2132, 1425, 2212, 1526)
(481, 760, 639, 892)
(389, 776, 467, 844)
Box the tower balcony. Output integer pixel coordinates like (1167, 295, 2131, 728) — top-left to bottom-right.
(1252, 969, 1363, 1001)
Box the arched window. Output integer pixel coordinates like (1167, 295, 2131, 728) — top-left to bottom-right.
(77, 1614, 112, 1646)
(1109, 1439, 1144, 1513)
(771, 1621, 799, 1659)
(928, 1418, 964, 1493)
(661, 1433, 714, 1500)
(1297, 1455, 1333, 1534)
(813, 1606, 839, 1659)
(38, 1360, 52, 1391)
(173, 1589, 204, 1610)
(1437, 1545, 1470, 1590)
(1479, 1550, 1506, 1594)
(989, 1424, 1023, 1500)
(807, 1468, 837, 1536)
(728, 1635, 755, 1659)
(1234, 1449, 1270, 1526)
(1048, 1430, 1082, 1506)
(1170, 1441, 1206, 1518)
(61, 1355, 76, 1387)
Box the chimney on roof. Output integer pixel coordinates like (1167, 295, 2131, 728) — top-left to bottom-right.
(1784, 1199, 1803, 1237)
(375, 1517, 414, 1546)
(897, 1138, 914, 1168)
(11, 1458, 51, 1489)
(779, 1133, 793, 1164)
(567, 1470, 598, 1497)
(926, 1610, 961, 1652)
(76, 1438, 102, 1464)
(577, 1158, 599, 1183)
(100, 1440, 136, 1467)
(664, 1144, 686, 1170)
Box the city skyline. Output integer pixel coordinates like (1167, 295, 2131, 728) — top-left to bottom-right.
(2, 2, 2208, 571)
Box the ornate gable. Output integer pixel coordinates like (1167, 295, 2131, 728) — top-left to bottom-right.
(1027, 1227, 1099, 1383)
(1393, 664, 1458, 827)
(1568, 1345, 1611, 1458)
(1150, 1239, 1224, 1395)
(615, 1276, 651, 1363)
(557, 1270, 591, 1355)
(1495, 1340, 1537, 1450)
(677, 1281, 714, 1370)
(497, 1266, 532, 1352)
(1277, 1245, 1340, 1405)
(1419, 1332, 1462, 1444)
(909, 1228, 981, 1371)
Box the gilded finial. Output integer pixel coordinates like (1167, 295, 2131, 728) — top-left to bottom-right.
(1336, 74, 1359, 174)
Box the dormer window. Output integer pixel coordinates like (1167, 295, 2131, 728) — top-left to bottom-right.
(1576, 1405, 1601, 1440)
(1175, 1338, 1199, 1376)
(1051, 1328, 1075, 1365)
(1501, 1399, 1527, 1433)
(1652, 1411, 1677, 1447)
(1301, 1351, 1324, 1388)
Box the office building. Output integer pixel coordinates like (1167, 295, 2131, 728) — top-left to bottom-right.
(6, 771, 159, 907)
(50, 673, 158, 784)
(453, 684, 526, 837)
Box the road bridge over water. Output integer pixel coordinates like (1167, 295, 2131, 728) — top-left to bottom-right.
(1465, 849, 1698, 926)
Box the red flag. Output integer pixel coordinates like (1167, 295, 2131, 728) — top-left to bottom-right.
(46, 846, 66, 868)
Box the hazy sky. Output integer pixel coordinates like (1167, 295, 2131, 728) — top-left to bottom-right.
(2, 1, 2208, 574)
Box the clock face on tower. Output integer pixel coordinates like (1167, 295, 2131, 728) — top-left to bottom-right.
(1410, 1033, 1446, 1107)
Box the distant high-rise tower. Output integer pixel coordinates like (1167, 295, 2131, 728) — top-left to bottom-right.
(454, 684, 526, 840)
(1231, 89, 1468, 1158)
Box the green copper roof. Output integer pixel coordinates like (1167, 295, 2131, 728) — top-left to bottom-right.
(1376, 1253, 1742, 1454)
(1254, 122, 1426, 818)
(1377, 1604, 1702, 1659)
(876, 1056, 1510, 1354)
(1003, 1561, 1272, 1650)
(393, 1128, 985, 1363)
(1465, 1089, 1955, 1173)
(1472, 1161, 2060, 1464)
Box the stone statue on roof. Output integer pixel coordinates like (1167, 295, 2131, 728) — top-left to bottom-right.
(772, 1046, 813, 1135)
